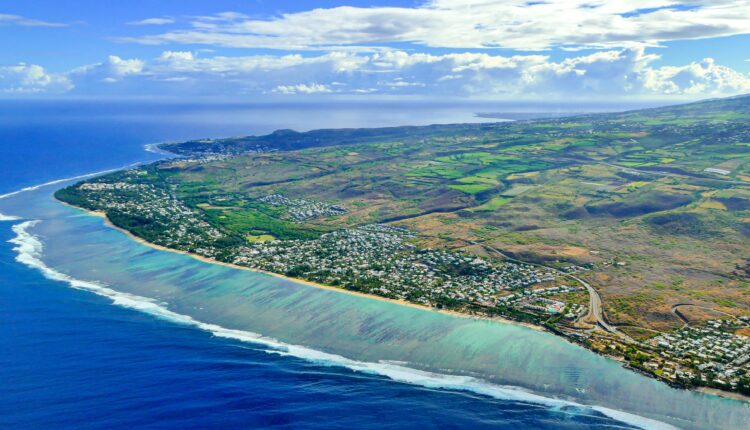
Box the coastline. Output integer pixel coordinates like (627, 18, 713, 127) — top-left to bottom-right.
(76, 206, 545, 333)
(696, 387, 750, 403)
(57, 201, 750, 404)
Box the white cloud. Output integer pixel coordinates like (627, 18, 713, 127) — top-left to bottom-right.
(5, 48, 749, 99)
(0, 13, 67, 27)
(117, 1, 750, 51)
(159, 51, 194, 61)
(0, 64, 72, 94)
(70, 55, 145, 84)
(127, 17, 175, 26)
(643, 58, 750, 95)
(273, 83, 332, 94)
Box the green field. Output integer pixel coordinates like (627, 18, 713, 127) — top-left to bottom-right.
(59, 94, 750, 332)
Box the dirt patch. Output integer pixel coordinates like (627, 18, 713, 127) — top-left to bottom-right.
(558, 246, 590, 258)
(675, 305, 729, 324)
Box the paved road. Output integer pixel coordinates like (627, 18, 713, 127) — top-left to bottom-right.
(482, 244, 635, 342)
(560, 271, 637, 343)
(565, 273, 614, 330)
(671, 303, 738, 328)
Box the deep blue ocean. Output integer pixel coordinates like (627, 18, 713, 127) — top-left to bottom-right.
(0, 101, 665, 429)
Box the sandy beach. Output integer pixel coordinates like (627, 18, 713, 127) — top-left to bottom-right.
(696, 387, 750, 403)
(79, 207, 545, 333)
(48, 200, 750, 407)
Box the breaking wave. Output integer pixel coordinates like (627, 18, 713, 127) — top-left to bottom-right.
(7, 219, 678, 430)
(0, 162, 154, 222)
(0, 213, 20, 222)
(144, 142, 176, 156)
(0, 169, 122, 201)
(0, 170, 122, 222)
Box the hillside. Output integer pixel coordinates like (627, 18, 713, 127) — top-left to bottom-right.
(57, 94, 750, 394)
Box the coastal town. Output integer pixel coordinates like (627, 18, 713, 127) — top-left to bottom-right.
(54, 93, 750, 399)
(649, 318, 750, 392)
(232, 223, 567, 309)
(60, 173, 577, 313)
(584, 317, 750, 396)
(75, 179, 224, 249)
(57, 166, 750, 398)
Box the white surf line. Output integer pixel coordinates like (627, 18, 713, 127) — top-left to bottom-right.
(0, 161, 154, 221)
(0, 170, 119, 221)
(144, 143, 162, 154)
(0, 213, 20, 222)
(0, 147, 173, 205)
(7, 219, 679, 430)
(0, 168, 124, 201)
(144, 142, 172, 156)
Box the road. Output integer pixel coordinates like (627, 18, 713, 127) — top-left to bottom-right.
(482, 244, 635, 343)
(671, 303, 738, 328)
(550, 269, 637, 343)
(564, 273, 618, 330)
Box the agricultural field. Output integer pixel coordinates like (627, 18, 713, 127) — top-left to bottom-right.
(57, 95, 750, 392)
(64, 95, 750, 329)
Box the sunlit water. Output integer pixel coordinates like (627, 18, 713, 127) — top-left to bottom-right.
(1, 101, 748, 429)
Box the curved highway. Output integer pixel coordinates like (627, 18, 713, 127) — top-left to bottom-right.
(482, 244, 634, 343)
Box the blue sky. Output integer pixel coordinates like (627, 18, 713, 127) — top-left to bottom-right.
(1, 0, 749, 100)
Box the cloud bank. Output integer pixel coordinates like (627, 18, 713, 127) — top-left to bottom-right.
(2, 48, 748, 99)
(119, 1, 750, 51)
(0, 64, 72, 94)
(4, 2, 748, 100)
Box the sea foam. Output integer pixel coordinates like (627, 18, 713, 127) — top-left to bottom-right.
(144, 142, 176, 156)
(0, 163, 150, 222)
(7, 219, 678, 430)
(0, 213, 20, 222)
(0, 164, 146, 201)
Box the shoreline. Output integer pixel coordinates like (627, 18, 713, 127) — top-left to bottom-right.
(696, 387, 750, 403)
(57, 200, 750, 404)
(76, 206, 544, 333)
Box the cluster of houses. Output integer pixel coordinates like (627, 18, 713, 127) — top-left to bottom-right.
(522, 297, 566, 314)
(163, 153, 233, 167)
(75, 174, 224, 250)
(258, 194, 347, 221)
(498, 285, 584, 316)
(231, 223, 566, 308)
(73, 175, 582, 318)
(650, 318, 750, 390)
(78, 182, 146, 192)
(165, 138, 280, 157)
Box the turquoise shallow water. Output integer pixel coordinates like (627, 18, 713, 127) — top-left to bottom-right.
(1, 100, 687, 430)
(2, 181, 750, 430)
